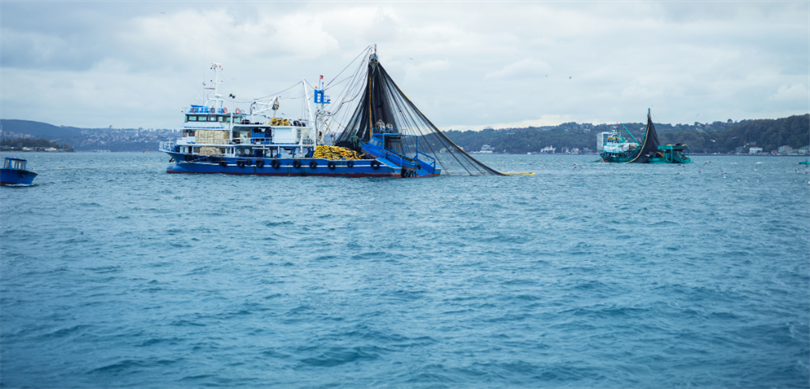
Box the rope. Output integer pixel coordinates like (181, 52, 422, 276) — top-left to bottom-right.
(37, 163, 170, 171)
(324, 45, 371, 89)
(253, 81, 303, 101)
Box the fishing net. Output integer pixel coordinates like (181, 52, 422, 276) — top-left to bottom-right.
(332, 52, 506, 176)
(628, 111, 661, 163)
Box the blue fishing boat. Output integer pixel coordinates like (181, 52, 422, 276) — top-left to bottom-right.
(1, 157, 37, 185)
(160, 48, 512, 177)
(159, 59, 441, 178)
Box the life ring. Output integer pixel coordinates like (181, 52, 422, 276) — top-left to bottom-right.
(327, 161, 336, 170)
(245, 159, 253, 167)
(271, 159, 281, 169)
(222, 107, 228, 113)
(371, 160, 380, 169)
(210, 107, 215, 113)
(256, 159, 265, 168)
(309, 161, 318, 169)
(347, 160, 354, 168)
(292, 160, 301, 168)
(192, 107, 197, 113)
(237, 159, 245, 168)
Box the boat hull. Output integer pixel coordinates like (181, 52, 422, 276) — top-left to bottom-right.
(0, 168, 37, 185)
(162, 153, 434, 177)
(599, 154, 635, 163)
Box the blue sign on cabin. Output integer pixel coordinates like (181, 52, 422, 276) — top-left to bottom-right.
(188, 105, 235, 114)
(314, 90, 331, 104)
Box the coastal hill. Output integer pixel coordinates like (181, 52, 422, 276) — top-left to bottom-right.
(445, 114, 809, 154)
(1, 119, 178, 152)
(2, 114, 808, 154)
(0, 119, 85, 138)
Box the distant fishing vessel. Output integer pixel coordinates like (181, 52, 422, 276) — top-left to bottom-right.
(598, 109, 691, 164)
(1, 157, 37, 185)
(160, 47, 512, 177)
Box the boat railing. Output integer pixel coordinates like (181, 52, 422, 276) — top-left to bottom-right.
(417, 150, 436, 170)
(159, 140, 177, 152)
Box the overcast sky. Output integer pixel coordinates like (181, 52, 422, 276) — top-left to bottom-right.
(1, 1, 808, 131)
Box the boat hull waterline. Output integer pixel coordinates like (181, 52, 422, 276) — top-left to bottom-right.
(163, 153, 437, 178)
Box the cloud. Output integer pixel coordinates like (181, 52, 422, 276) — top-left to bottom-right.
(484, 58, 553, 80)
(403, 59, 451, 83)
(768, 84, 808, 102)
(0, 2, 807, 129)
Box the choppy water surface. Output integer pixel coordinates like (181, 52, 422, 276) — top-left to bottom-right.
(2, 152, 809, 388)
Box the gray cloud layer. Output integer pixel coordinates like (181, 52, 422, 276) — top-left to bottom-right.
(2, 2, 807, 130)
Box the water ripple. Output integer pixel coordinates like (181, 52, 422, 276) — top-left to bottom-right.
(1, 152, 808, 388)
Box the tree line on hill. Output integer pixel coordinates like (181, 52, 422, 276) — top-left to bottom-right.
(1, 115, 807, 154)
(0, 138, 74, 152)
(444, 114, 809, 154)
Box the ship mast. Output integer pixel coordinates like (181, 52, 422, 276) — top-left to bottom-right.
(204, 63, 224, 111)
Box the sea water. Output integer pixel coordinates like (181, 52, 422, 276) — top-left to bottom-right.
(1, 152, 808, 388)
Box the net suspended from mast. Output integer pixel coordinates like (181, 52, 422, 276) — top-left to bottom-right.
(333, 50, 507, 176)
(627, 109, 661, 163)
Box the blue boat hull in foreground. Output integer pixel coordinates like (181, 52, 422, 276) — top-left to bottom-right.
(163, 152, 436, 177)
(0, 169, 37, 185)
